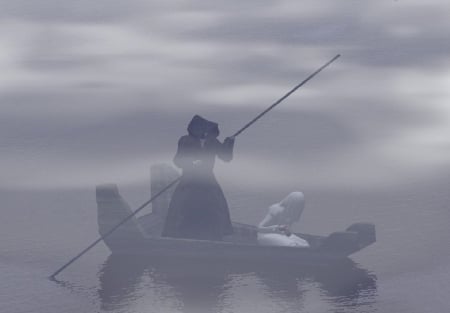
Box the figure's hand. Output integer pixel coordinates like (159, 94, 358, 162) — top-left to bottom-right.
(277, 225, 291, 236)
(193, 160, 203, 166)
(224, 136, 235, 143)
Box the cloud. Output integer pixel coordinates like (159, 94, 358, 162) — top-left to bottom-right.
(0, 0, 150, 22)
(0, 150, 173, 190)
(1, 1, 449, 191)
(216, 147, 449, 191)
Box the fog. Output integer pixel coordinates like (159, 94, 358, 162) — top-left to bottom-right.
(1, 0, 449, 191)
(1, 1, 450, 313)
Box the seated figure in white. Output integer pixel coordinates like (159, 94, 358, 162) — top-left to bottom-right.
(257, 191, 310, 247)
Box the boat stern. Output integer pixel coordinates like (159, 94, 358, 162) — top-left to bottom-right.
(320, 222, 376, 256)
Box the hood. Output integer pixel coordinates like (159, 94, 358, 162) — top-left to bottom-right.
(279, 191, 305, 222)
(187, 115, 219, 139)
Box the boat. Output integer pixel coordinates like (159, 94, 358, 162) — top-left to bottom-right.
(96, 164, 376, 265)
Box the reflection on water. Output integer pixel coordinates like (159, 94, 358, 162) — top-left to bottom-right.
(97, 255, 377, 313)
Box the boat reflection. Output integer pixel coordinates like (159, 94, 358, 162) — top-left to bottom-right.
(97, 255, 377, 312)
(97, 256, 148, 311)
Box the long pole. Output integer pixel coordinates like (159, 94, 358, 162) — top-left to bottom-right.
(49, 177, 180, 280)
(231, 54, 340, 138)
(49, 54, 340, 279)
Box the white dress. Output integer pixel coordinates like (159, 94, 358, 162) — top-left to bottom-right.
(257, 192, 310, 248)
(257, 232, 309, 247)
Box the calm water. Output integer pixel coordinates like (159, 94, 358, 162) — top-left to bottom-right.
(1, 99, 450, 313)
(1, 174, 449, 313)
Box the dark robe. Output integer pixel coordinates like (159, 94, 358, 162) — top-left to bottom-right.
(162, 115, 234, 240)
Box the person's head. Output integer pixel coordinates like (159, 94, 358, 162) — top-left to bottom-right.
(187, 115, 219, 139)
(278, 191, 305, 222)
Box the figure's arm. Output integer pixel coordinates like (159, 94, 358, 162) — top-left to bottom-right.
(217, 136, 235, 162)
(258, 205, 293, 235)
(257, 207, 284, 234)
(173, 136, 197, 170)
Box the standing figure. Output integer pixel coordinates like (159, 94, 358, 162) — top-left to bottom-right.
(162, 115, 235, 240)
(257, 192, 310, 247)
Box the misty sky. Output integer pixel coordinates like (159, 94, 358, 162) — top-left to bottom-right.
(1, 0, 449, 190)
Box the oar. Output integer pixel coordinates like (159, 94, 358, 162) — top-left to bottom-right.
(49, 178, 180, 280)
(49, 54, 340, 280)
(231, 54, 340, 138)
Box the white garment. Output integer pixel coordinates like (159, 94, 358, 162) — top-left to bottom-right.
(257, 233, 310, 247)
(257, 191, 310, 248)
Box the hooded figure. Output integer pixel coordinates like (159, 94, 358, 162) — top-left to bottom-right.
(162, 115, 235, 240)
(257, 192, 309, 247)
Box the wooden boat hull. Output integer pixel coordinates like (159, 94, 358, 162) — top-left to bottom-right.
(104, 236, 356, 265)
(96, 183, 376, 264)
